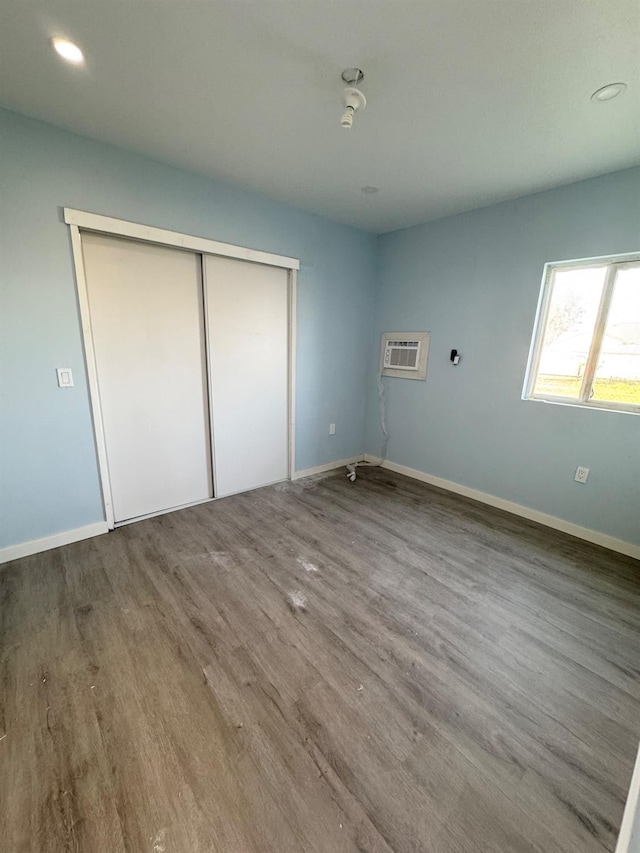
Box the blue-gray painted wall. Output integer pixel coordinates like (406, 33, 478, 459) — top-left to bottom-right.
(2, 105, 638, 553)
(365, 167, 640, 546)
(0, 108, 376, 549)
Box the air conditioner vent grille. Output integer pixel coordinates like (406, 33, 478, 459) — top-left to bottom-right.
(380, 331, 429, 381)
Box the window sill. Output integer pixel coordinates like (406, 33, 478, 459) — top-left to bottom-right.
(523, 396, 640, 416)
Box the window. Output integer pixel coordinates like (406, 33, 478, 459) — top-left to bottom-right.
(524, 255, 640, 413)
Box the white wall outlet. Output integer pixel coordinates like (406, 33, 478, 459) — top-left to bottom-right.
(56, 367, 74, 388)
(329, 423, 336, 435)
(574, 466, 589, 484)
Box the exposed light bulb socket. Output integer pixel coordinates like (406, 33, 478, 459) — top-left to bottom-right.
(341, 106, 355, 129)
(340, 86, 366, 128)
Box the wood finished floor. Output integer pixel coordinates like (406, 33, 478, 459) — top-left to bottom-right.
(1, 468, 639, 853)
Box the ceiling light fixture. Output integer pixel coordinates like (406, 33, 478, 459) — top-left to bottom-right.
(591, 82, 626, 102)
(50, 37, 84, 65)
(340, 68, 366, 129)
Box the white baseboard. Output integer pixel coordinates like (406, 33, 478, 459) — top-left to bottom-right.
(364, 455, 640, 561)
(293, 454, 364, 480)
(0, 521, 109, 565)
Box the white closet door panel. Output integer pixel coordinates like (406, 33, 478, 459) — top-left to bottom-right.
(205, 255, 288, 497)
(82, 233, 212, 522)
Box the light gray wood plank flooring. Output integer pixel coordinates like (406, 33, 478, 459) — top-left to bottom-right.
(1, 468, 639, 852)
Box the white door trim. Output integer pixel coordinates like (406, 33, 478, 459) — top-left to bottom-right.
(64, 209, 300, 270)
(288, 269, 297, 480)
(68, 214, 299, 530)
(616, 742, 640, 853)
(200, 256, 220, 499)
(70, 224, 116, 528)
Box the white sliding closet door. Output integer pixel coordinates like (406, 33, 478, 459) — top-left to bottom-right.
(82, 233, 212, 523)
(204, 255, 289, 497)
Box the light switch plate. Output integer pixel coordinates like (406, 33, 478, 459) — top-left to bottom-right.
(56, 368, 74, 388)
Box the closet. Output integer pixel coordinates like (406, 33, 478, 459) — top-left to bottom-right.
(204, 254, 289, 498)
(77, 224, 294, 527)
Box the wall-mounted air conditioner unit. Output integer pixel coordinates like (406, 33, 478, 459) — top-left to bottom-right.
(380, 331, 429, 380)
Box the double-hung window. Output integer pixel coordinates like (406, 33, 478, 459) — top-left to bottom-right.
(524, 255, 640, 413)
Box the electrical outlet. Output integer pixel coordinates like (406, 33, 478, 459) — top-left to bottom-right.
(574, 466, 589, 484)
(329, 423, 336, 435)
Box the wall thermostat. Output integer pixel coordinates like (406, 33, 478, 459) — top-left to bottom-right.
(380, 331, 429, 380)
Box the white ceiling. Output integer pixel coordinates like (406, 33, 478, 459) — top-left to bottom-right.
(1, 0, 638, 233)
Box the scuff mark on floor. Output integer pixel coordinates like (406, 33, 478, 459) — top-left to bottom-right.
(275, 470, 336, 492)
(287, 590, 308, 612)
(297, 558, 319, 573)
(208, 550, 231, 566)
(152, 828, 166, 852)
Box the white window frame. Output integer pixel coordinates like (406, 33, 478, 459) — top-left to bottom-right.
(523, 251, 640, 415)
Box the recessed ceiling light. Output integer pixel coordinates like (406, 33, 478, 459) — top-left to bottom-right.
(361, 186, 379, 194)
(591, 82, 626, 102)
(50, 37, 84, 65)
